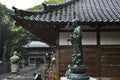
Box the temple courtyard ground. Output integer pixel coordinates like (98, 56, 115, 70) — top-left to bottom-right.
(0, 65, 45, 80)
(0, 66, 120, 80)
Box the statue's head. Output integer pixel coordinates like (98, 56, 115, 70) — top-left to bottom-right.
(13, 51, 17, 55)
(72, 19, 79, 26)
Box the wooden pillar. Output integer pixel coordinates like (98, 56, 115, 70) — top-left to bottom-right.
(56, 29, 60, 78)
(96, 26, 100, 46)
(96, 26, 101, 76)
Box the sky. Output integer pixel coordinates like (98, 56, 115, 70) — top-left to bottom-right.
(0, 0, 44, 9)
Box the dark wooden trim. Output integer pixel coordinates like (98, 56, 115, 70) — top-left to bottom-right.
(59, 29, 97, 32)
(60, 28, 120, 32)
(99, 29, 120, 32)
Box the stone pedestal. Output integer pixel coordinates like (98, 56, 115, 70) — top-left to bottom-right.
(61, 77, 97, 80)
(11, 63, 19, 73)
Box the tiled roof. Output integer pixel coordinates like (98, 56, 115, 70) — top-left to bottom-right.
(23, 41, 49, 48)
(12, 0, 120, 23)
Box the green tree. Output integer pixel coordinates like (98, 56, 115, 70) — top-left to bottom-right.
(45, 0, 64, 4)
(0, 0, 64, 61)
(0, 3, 13, 60)
(9, 24, 40, 58)
(28, 0, 64, 10)
(0, 3, 39, 61)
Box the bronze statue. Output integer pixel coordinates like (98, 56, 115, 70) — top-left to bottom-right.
(67, 19, 83, 65)
(67, 19, 89, 80)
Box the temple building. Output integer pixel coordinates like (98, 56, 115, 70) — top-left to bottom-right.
(12, 0, 120, 78)
(23, 41, 52, 67)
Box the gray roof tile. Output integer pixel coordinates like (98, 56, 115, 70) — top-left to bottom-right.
(12, 0, 120, 23)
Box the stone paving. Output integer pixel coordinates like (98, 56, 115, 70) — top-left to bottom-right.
(1, 66, 120, 80)
(0, 64, 45, 80)
(0, 73, 11, 80)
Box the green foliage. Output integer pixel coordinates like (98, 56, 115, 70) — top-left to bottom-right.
(28, 0, 64, 10)
(0, 3, 13, 24)
(45, 0, 64, 4)
(28, 5, 43, 10)
(9, 24, 40, 58)
(0, 3, 13, 60)
(0, 3, 39, 61)
(0, 0, 64, 61)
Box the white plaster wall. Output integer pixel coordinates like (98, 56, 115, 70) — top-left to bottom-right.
(82, 32, 97, 45)
(100, 32, 120, 45)
(59, 32, 97, 45)
(59, 32, 72, 45)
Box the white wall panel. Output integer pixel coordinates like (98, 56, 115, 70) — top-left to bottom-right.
(100, 32, 120, 45)
(59, 32, 97, 45)
(82, 32, 97, 45)
(59, 32, 72, 45)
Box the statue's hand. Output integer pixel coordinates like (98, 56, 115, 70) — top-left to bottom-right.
(67, 35, 74, 42)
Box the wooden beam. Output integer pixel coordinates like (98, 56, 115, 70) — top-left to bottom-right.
(100, 29, 120, 32)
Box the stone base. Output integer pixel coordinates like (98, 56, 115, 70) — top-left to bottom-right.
(61, 77, 97, 80)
